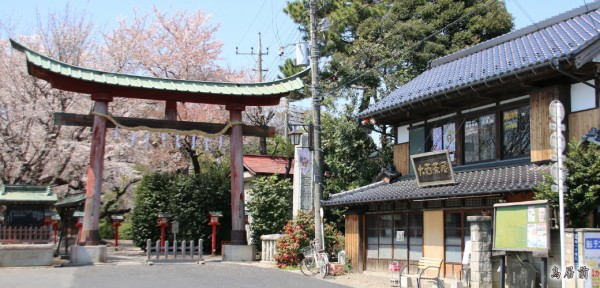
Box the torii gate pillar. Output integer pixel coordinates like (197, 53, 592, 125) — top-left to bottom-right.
(79, 94, 112, 246)
(227, 105, 247, 245)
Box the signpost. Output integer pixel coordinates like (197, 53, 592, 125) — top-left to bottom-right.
(550, 100, 567, 287)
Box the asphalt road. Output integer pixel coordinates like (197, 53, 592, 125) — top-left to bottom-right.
(1, 262, 352, 288)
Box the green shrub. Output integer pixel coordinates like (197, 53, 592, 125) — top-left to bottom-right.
(247, 175, 292, 250)
(119, 220, 133, 240)
(99, 219, 114, 239)
(131, 158, 231, 251)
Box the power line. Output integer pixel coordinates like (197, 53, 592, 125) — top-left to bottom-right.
(510, 0, 539, 29)
(235, 0, 269, 49)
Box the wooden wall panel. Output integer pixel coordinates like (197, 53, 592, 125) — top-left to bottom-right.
(345, 214, 361, 272)
(423, 210, 445, 277)
(530, 87, 559, 162)
(569, 108, 600, 141)
(393, 143, 410, 176)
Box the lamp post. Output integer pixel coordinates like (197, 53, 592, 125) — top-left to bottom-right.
(157, 212, 170, 251)
(208, 211, 222, 256)
(288, 124, 314, 150)
(73, 211, 84, 243)
(51, 214, 61, 244)
(43, 211, 54, 243)
(111, 215, 124, 250)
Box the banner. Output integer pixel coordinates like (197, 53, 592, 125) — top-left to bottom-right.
(297, 148, 311, 175)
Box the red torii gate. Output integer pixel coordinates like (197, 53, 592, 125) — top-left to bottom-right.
(11, 39, 308, 247)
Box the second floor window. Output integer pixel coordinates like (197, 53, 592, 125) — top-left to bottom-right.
(464, 114, 495, 163)
(432, 123, 456, 161)
(502, 106, 530, 158)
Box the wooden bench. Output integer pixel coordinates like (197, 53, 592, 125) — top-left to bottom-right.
(398, 257, 443, 288)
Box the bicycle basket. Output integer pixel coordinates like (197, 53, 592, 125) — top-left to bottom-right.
(300, 246, 314, 257)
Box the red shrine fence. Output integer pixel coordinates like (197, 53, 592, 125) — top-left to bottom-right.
(0, 225, 52, 244)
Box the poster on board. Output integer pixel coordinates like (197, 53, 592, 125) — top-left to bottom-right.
(493, 200, 550, 252)
(583, 232, 600, 288)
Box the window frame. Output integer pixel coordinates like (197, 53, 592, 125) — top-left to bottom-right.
(426, 120, 457, 163)
(443, 209, 488, 264)
(457, 100, 530, 165)
(365, 211, 424, 262)
(500, 106, 531, 160)
(462, 112, 497, 164)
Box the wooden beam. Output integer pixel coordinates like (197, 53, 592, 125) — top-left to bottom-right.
(54, 113, 275, 138)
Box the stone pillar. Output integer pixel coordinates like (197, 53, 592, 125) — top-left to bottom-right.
(260, 234, 283, 262)
(468, 215, 493, 288)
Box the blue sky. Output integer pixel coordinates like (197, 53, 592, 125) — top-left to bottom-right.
(1, 0, 594, 81)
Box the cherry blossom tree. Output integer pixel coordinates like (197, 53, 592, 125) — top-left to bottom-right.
(0, 6, 96, 189)
(0, 4, 254, 191)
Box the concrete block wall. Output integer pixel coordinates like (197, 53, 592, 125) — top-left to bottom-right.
(0, 244, 54, 267)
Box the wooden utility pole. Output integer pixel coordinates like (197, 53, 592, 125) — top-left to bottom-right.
(236, 32, 270, 154)
(236, 32, 269, 82)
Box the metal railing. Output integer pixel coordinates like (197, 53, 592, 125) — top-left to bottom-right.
(146, 239, 204, 261)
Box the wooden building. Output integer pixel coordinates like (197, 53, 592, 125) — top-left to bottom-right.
(243, 154, 294, 244)
(323, 3, 600, 277)
(0, 185, 58, 243)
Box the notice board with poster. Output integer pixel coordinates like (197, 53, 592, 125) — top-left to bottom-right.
(493, 200, 550, 252)
(583, 231, 600, 288)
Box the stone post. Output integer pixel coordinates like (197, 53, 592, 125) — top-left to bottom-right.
(468, 216, 493, 288)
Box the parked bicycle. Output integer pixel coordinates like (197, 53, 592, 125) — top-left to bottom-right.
(299, 241, 329, 278)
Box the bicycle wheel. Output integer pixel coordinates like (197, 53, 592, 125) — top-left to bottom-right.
(319, 254, 329, 278)
(300, 256, 318, 276)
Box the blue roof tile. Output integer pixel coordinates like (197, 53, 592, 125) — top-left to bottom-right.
(322, 163, 548, 206)
(358, 3, 600, 119)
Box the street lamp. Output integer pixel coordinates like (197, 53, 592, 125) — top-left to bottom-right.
(73, 210, 84, 243)
(208, 211, 222, 256)
(51, 214, 61, 244)
(43, 211, 54, 243)
(111, 215, 124, 250)
(288, 124, 313, 151)
(157, 212, 170, 251)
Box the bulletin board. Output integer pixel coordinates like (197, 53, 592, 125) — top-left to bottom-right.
(493, 200, 550, 252)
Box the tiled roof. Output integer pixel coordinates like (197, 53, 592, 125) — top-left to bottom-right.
(243, 155, 294, 175)
(10, 39, 308, 105)
(0, 185, 58, 203)
(358, 3, 600, 119)
(322, 163, 548, 206)
(55, 193, 86, 208)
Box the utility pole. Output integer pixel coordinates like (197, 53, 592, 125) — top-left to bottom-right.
(236, 32, 269, 82)
(237, 32, 270, 154)
(309, 0, 324, 250)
